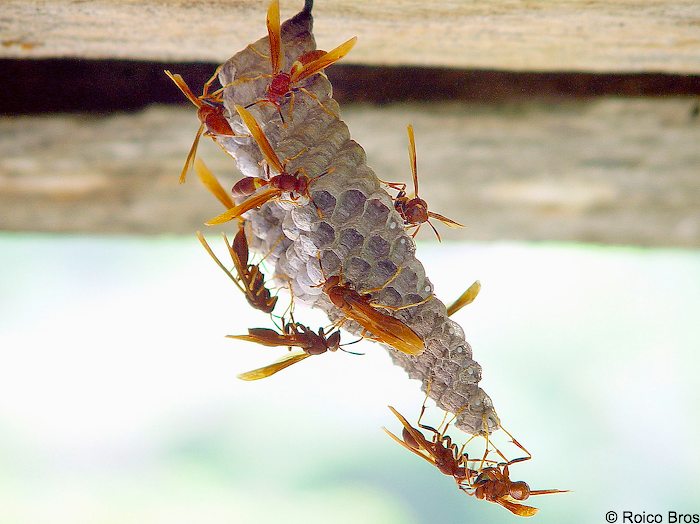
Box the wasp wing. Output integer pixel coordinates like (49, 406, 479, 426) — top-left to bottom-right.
(383, 427, 439, 468)
(266, 0, 283, 74)
(235, 105, 286, 174)
(206, 187, 280, 225)
(177, 123, 204, 184)
(290, 37, 357, 83)
(227, 328, 297, 348)
(195, 159, 234, 209)
(164, 70, 201, 107)
(196, 232, 245, 293)
(386, 406, 436, 457)
(237, 352, 310, 381)
(428, 211, 464, 228)
(496, 498, 539, 517)
(406, 124, 419, 195)
(344, 297, 424, 356)
(446, 280, 481, 317)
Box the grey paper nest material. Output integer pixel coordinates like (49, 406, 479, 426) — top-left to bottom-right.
(215, 6, 499, 435)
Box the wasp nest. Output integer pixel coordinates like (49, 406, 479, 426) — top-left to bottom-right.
(213, 6, 499, 435)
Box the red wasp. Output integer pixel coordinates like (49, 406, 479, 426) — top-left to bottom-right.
(229, 320, 360, 380)
(384, 401, 567, 517)
(386, 125, 463, 241)
(233, 0, 356, 122)
(206, 104, 331, 225)
(320, 263, 430, 357)
(467, 434, 569, 517)
(165, 68, 238, 183)
(469, 463, 567, 517)
(197, 226, 278, 314)
(384, 404, 479, 489)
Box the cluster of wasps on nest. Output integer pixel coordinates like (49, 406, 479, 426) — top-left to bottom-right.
(166, 0, 566, 516)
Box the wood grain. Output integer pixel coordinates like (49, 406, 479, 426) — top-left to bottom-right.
(2, 1, 700, 73)
(1, 99, 698, 246)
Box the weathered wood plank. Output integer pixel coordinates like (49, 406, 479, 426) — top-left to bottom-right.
(1, 99, 698, 246)
(2, 1, 700, 73)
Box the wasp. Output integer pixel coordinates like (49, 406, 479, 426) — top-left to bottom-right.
(232, 0, 356, 123)
(230, 320, 360, 380)
(165, 68, 239, 183)
(206, 105, 331, 225)
(197, 226, 277, 314)
(320, 265, 429, 357)
(386, 125, 463, 241)
(384, 401, 567, 517)
(384, 404, 479, 489)
(467, 440, 568, 517)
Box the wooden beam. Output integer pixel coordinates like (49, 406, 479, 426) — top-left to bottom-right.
(2, 1, 700, 73)
(1, 99, 698, 246)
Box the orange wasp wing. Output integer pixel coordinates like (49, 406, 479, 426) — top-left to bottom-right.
(343, 296, 424, 356)
(406, 124, 419, 196)
(384, 406, 437, 467)
(446, 280, 481, 317)
(164, 70, 201, 107)
(178, 125, 204, 184)
(383, 427, 440, 469)
(495, 498, 539, 517)
(428, 211, 464, 228)
(266, 0, 283, 74)
(290, 37, 357, 83)
(195, 159, 234, 209)
(235, 104, 285, 174)
(237, 351, 310, 381)
(164, 70, 205, 184)
(205, 187, 281, 225)
(529, 489, 570, 496)
(227, 328, 302, 348)
(196, 232, 246, 294)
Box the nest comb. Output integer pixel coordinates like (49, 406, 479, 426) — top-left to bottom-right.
(211, 4, 499, 435)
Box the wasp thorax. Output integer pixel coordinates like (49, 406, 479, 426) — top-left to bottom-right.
(271, 173, 304, 193)
(267, 72, 292, 101)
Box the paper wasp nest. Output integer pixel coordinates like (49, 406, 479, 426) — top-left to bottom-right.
(215, 6, 499, 435)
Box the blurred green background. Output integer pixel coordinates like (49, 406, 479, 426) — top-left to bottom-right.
(1, 233, 698, 523)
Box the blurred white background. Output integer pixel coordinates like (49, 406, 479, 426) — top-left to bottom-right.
(1, 233, 698, 523)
